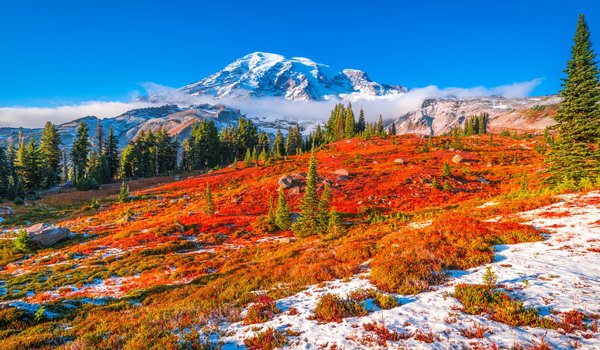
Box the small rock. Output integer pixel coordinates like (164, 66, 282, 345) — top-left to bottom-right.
(278, 175, 295, 188)
(451, 154, 462, 164)
(170, 199, 179, 204)
(478, 177, 490, 185)
(334, 169, 349, 177)
(174, 176, 180, 181)
(394, 158, 404, 164)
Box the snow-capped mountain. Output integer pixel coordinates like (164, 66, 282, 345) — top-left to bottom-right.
(174, 52, 407, 101)
(392, 95, 560, 136)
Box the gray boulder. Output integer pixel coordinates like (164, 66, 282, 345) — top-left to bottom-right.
(278, 175, 295, 188)
(26, 223, 70, 247)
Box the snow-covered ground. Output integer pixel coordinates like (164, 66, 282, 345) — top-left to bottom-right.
(222, 191, 600, 349)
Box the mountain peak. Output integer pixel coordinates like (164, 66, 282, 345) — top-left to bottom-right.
(176, 52, 407, 101)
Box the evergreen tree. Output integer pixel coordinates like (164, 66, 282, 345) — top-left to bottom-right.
(318, 184, 332, 231)
(344, 103, 356, 138)
(39, 122, 62, 188)
(0, 145, 10, 197)
(267, 196, 276, 224)
(203, 185, 215, 216)
(441, 161, 452, 178)
(71, 122, 92, 184)
(258, 148, 268, 165)
(19, 139, 42, 191)
(547, 14, 600, 182)
(313, 124, 325, 147)
(272, 129, 285, 158)
(389, 122, 397, 136)
(7, 143, 18, 190)
(244, 148, 253, 166)
(95, 120, 104, 154)
(293, 151, 321, 237)
(357, 108, 366, 133)
(105, 127, 119, 180)
(118, 180, 130, 203)
(326, 207, 345, 237)
(285, 127, 297, 156)
(275, 187, 292, 230)
(376, 115, 384, 135)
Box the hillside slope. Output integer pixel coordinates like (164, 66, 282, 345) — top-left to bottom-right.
(0, 135, 597, 348)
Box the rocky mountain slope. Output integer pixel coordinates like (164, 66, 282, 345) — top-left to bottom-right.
(0, 104, 297, 148)
(393, 95, 560, 136)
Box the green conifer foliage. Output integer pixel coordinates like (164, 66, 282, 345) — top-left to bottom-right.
(547, 14, 600, 182)
(293, 151, 321, 237)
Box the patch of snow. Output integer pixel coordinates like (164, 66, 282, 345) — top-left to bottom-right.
(478, 201, 500, 209)
(221, 191, 600, 348)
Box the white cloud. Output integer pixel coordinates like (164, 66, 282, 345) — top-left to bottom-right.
(0, 101, 157, 128)
(0, 78, 543, 128)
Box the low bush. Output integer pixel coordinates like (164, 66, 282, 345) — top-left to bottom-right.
(454, 284, 552, 327)
(371, 290, 399, 309)
(75, 177, 100, 191)
(362, 321, 411, 346)
(244, 327, 288, 350)
(313, 293, 367, 323)
(244, 295, 279, 325)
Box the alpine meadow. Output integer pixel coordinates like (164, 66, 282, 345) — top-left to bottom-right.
(1, 2, 600, 349)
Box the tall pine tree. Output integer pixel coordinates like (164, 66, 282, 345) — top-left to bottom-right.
(71, 122, 92, 184)
(39, 122, 62, 187)
(105, 127, 119, 180)
(547, 14, 600, 183)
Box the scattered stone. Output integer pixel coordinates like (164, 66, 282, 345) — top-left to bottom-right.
(278, 175, 295, 188)
(25, 223, 70, 247)
(0, 207, 14, 217)
(394, 158, 404, 164)
(487, 163, 492, 167)
(452, 154, 463, 164)
(478, 177, 490, 185)
(334, 169, 349, 177)
(170, 198, 179, 204)
(174, 176, 180, 181)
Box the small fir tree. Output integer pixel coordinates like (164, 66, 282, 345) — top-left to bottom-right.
(204, 185, 215, 216)
(293, 150, 321, 237)
(441, 161, 452, 178)
(326, 207, 345, 237)
(275, 187, 292, 230)
(118, 180, 130, 203)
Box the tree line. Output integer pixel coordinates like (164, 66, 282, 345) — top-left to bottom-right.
(0, 104, 395, 201)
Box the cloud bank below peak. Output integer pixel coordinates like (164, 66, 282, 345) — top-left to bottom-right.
(0, 78, 543, 128)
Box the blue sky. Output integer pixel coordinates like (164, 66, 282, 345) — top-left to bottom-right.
(0, 0, 598, 107)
